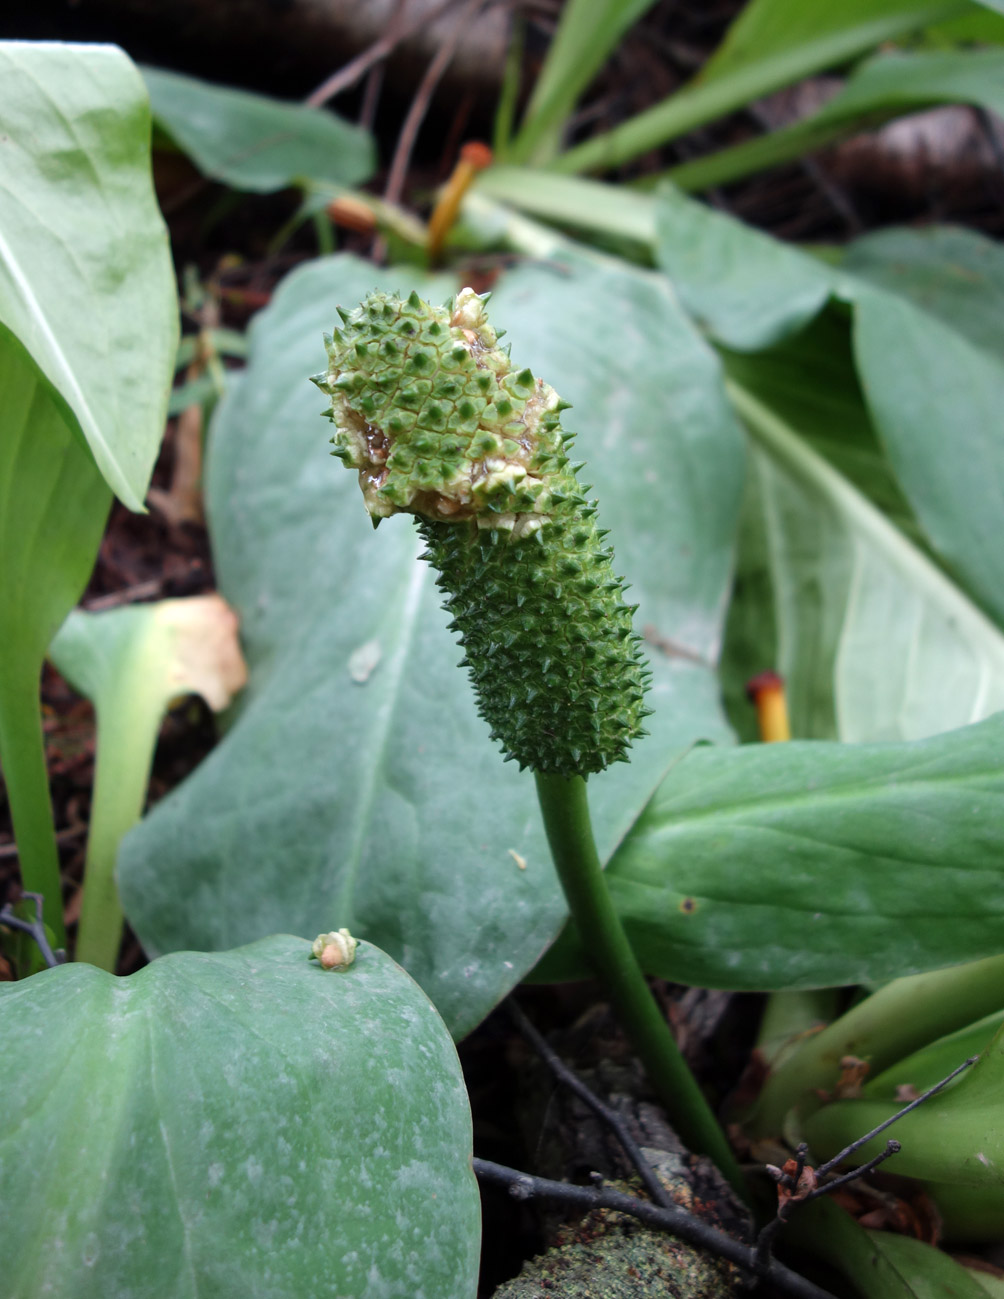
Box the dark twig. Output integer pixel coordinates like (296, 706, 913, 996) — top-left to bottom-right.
(0, 893, 66, 968)
(755, 1055, 979, 1264)
(358, 63, 386, 134)
(382, 0, 491, 210)
(807, 1139, 900, 1200)
(756, 1139, 899, 1266)
(473, 1158, 839, 1299)
(506, 999, 674, 1210)
(814, 1054, 977, 1178)
(305, 0, 459, 107)
(371, 0, 492, 263)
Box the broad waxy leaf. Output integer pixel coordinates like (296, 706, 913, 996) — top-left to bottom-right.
(117, 252, 743, 1038)
(864, 1232, 992, 1298)
(545, 714, 1004, 990)
(0, 936, 480, 1298)
(846, 229, 1004, 627)
(143, 66, 375, 194)
(0, 41, 177, 510)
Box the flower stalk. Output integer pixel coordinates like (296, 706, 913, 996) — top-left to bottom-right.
(316, 285, 745, 1194)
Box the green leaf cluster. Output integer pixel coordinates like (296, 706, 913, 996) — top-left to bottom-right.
(6, 8, 1004, 1293)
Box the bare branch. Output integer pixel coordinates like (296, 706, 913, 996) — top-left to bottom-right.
(815, 1054, 977, 1179)
(507, 998, 675, 1210)
(473, 1157, 840, 1299)
(0, 892, 66, 969)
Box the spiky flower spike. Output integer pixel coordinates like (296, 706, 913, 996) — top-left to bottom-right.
(314, 287, 651, 777)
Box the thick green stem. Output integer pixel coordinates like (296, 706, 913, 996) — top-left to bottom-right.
(756, 989, 842, 1069)
(535, 771, 747, 1199)
(0, 658, 66, 949)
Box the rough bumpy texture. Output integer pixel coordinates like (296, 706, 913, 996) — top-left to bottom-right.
(314, 287, 651, 776)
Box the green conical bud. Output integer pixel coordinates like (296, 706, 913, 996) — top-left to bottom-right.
(314, 287, 650, 777)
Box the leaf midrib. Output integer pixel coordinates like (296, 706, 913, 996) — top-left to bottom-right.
(332, 541, 429, 923)
(0, 220, 113, 491)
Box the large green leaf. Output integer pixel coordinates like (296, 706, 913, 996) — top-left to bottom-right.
(117, 252, 743, 1038)
(842, 226, 1004, 357)
(657, 189, 1004, 641)
(846, 230, 1004, 627)
(0, 42, 177, 510)
(143, 66, 375, 194)
(551, 0, 971, 173)
(0, 935, 480, 1298)
(547, 713, 1004, 990)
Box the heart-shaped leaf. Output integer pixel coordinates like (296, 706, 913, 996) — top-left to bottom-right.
(0, 935, 480, 1298)
(117, 252, 743, 1037)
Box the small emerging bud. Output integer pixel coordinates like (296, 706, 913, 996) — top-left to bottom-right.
(310, 928, 358, 970)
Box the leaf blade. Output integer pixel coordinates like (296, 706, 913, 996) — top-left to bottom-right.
(0, 936, 480, 1298)
(552, 0, 968, 174)
(143, 65, 375, 193)
(0, 42, 178, 509)
(602, 713, 1004, 990)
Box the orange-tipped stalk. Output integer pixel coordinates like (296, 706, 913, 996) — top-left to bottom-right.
(747, 670, 791, 743)
(426, 142, 493, 262)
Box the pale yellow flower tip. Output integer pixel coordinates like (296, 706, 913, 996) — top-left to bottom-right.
(309, 929, 358, 971)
